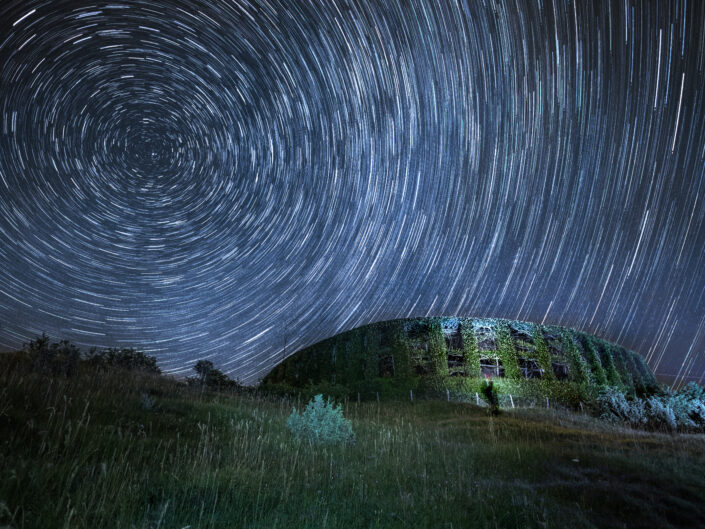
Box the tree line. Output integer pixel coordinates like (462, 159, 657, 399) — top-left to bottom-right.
(9, 333, 240, 389)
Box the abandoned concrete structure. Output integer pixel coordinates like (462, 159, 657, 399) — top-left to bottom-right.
(263, 317, 657, 395)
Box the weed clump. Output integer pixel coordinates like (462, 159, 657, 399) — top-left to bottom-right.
(286, 394, 355, 445)
(480, 379, 500, 415)
(597, 383, 705, 432)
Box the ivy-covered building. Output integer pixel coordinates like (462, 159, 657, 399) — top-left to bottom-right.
(262, 317, 657, 396)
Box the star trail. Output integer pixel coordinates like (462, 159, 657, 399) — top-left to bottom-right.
(0, 0, 703, 385)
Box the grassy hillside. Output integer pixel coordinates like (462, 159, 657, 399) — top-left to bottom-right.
(1, 359, 704, 528)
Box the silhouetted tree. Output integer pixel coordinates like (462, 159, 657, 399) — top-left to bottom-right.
(194, 360, 215, 384)
(84, 347, 160, 374)
(193, 359, 238, 389)
(25, 334, 80, 377)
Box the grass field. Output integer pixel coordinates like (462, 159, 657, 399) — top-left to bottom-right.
(1, 364, 704, 528)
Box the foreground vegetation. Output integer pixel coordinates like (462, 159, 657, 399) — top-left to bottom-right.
(2, 350, 704, 528)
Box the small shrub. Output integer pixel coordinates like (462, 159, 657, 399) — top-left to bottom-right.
(689, 399, 705, 427)
(480, 379, 500, 415)
(596, 384, 705, 432)
(655, 384, 705, 431)
(25, 334, 81, 377)
(286, 394, 355, 445)
(681, 381, 705, 401)
(597, 386, 643, 425)
(645, 396, 677, 431)
(496, 323, 520, 379)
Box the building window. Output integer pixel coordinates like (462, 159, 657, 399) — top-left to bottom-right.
(379, 355, 395, 377)
(480, 356, 504, 377)
(518, 358, 543, 378)
(445, 332, 463, 351)
(552, 362, 569, 380)
(447, 352, 465, 376)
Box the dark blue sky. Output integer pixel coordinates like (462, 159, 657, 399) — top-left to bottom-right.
(0, 0, 703, 385)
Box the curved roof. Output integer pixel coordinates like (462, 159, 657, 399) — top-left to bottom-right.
(263, 317, 657, 395)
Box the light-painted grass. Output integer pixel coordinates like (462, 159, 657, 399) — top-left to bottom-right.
(1, 364, 704, 528)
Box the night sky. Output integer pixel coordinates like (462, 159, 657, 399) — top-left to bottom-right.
(0, 0, 703, 386)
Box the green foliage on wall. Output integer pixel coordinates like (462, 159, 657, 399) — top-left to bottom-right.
(491, 377, 596, 408)
(312, 343, 327, 383)
(364, 325, 381, 380)
(594, 340, 623, 386)
(461, 318, 481, 377)
(560, 331, 590, 385)
(532, 324, 555, 381)
(581, 336, 608, 386)
(345, 329, 364, 382)
(261, 317, 654, 401)
(633, 352, 657, 389)
(496, 322, 520, 379)
(390, 320, 411, 379)
(626, 352, 646, 393)
(609, 348, 634, 390)
(428, 318, 448, 376)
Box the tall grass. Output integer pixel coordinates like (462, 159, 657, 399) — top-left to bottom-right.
(1, 361, 704, 528)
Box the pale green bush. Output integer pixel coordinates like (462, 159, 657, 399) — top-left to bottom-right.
(286, 394, 355, 445)
(597, 384, 705, 432)
(645, 396, 677, 431)
(597, 386, 646, 426)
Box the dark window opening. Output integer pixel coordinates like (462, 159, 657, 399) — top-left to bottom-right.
(410, 348, 431, 375)
(480, 356, 504, 377)
(445, 332, 463, 350)
(412, 363, 431, 375)
(447, 352, 465, 376)
(447, 353, 464, 367)
(379, 355, 395, 377)
(518, 358, 543, 379)
(552, 362, 569, 380)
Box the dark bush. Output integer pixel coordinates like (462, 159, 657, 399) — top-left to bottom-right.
(596, 384, 705, 432)
(25, 334, 80, 377)
(20, 334, 161, 377)
(84, 347, 161, 374)
(481, 379, 500, 415)
(190, 360, 241, 390)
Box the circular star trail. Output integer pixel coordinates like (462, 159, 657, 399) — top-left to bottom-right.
(0, 0, 703, 385)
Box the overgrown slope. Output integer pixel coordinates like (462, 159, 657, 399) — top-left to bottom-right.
(1, 358, 703, 528)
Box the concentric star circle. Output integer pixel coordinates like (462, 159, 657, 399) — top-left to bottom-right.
(0, 0, 703, 385)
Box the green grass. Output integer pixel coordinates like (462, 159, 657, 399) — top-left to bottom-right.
(1, 361, 704, 528)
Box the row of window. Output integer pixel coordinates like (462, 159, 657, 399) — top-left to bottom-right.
(384, 352, 570, 380)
